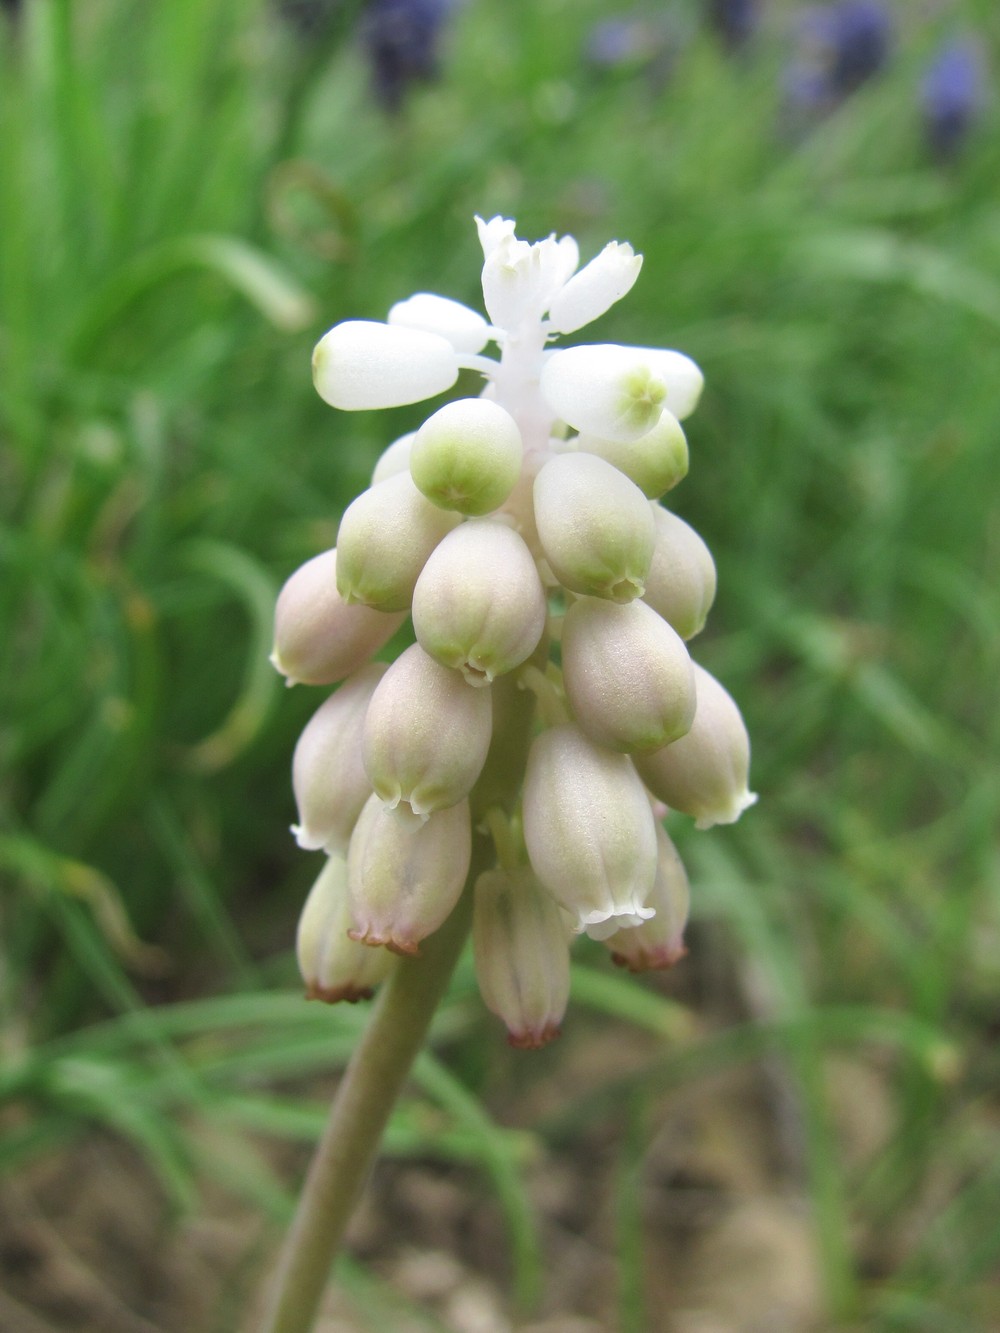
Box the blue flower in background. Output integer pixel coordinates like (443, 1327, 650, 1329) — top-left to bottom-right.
(784, 1, 893, 123)
(921, 38, 987, 162)
(706, 0, 759, 52)
(803, 1, 893, 96)
(361, 0, 453, 112)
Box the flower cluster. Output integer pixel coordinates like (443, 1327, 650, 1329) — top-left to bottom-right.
(274, 217, 756, 1048)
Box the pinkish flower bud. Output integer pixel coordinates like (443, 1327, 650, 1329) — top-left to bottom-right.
(473, 867, 572, 1049)
(533, 453, 654, 602)
(296, 853, 395, 1002)
(522, 723, 658, 938)
(604, 823, 690, 972)
(574, 409, 688, 500)
(271, 548, 406, 686)
(335, 471, 461, 611)
(561, 597, 696, 754)
(635, 664, 758, 829)
(642, 506, 717, 640)
(362, 643, 493, 819)
(291, 663, 387, 853)
(409, 398, 523, 516)
(412, 520, 547, 685)
(347, 794, 472, 954)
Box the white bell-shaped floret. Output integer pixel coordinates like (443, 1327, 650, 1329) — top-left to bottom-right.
(643, 506, 717, 640)
(473, 867, 572, 1049)
(388, 293, 491, 354)
(541, 343, 703, 441)
(522, 723, 658, 938)
(547, 241, 643, 335)
(561, 597, 696, 753)
(291, 663, 386, 853)
(347, 795, 472, 955)
(604, 823, 691, 973)
(312, 320, 458, 410)
(635, 663, 757, 829)
(296, 854, 395, 1003)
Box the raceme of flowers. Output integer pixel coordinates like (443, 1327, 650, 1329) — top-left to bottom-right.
(272, 216, 756, 1049)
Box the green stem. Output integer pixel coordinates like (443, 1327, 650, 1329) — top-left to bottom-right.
(259, 836, 491, 1333)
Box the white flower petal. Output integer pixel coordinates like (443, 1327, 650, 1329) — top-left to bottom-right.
(547, 241, 643, 334)
(312, 320, 458, 410)
(387, 292, 491, 353)
(475, 214, 517, 258)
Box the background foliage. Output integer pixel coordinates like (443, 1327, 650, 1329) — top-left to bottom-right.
(2, 1, 999, 1329)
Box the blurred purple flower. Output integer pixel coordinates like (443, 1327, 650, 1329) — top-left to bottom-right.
(803, 1, 892, 96)
(586, 16, 664, 71)
(783, 1, 892, 126)
(706, 0, 759, 52)
(361, 0, 453, 112)
(921, 37, 987, 161)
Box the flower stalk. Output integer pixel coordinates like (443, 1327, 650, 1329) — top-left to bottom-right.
(265, 215, 758, 1327)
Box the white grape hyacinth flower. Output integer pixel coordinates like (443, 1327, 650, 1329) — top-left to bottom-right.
(278, 216, 755, 1046)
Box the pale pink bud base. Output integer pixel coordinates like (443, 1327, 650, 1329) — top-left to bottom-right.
(609, 940, 688, 974)
(306, 979, 379, 1004)
(507, 1022, 562, 1051)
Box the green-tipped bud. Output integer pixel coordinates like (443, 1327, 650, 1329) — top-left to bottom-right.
(271, 548, 406, 686)
(643, 506, 717, 640)
(347, 794, 471, 955)
(409, 398, 523, 516)
(296, 854, 395, 1002)
(412, 520, 547, 685)
(312, 320, 458, 410)
(291, 663, 387, 853)
(540, 344, 703, 442)
(336, 472, 461, 611)
(574, 409, 688, 500)
(604, 823, 690, 972)
(522, 723, 658, 938)
(473, 867, 572, 1049)
(561, 597, 696, 753)
(533, 453, 654, 602)
(362, 643, 493, 819)
(371, 430, 415, 485)
(635, 664, 758, 829)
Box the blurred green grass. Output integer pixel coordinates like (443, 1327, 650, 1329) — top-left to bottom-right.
(2, 0, 1000, 1328)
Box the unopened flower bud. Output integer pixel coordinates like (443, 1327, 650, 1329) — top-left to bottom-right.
(336, 471, 461, 611)
(642, 506, 717, 640)
(561, 597, 696, 753)
(473, 867, 572, 1049)
(271, 548, 406, 686)
(410, 398, 523, 516)
(412, 520, 547, 685)
(547, 241, 643, 335)
(574, 409, 688, 499)
(605, 823, 690, 972)
(541, 344, 703, 441)
(533, 452, 654, 602)
(387, 292, 491, 354)
(371, 431, 415, 485)
(297, 853, 395, 1002)
(522, 723, 658, 937)
(347, 794, 472, 954)
(363, 643, 492, 819)
(291, 663, 387, 853)
(312, 320, 458, 410)
(635, 663, 757, 829)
